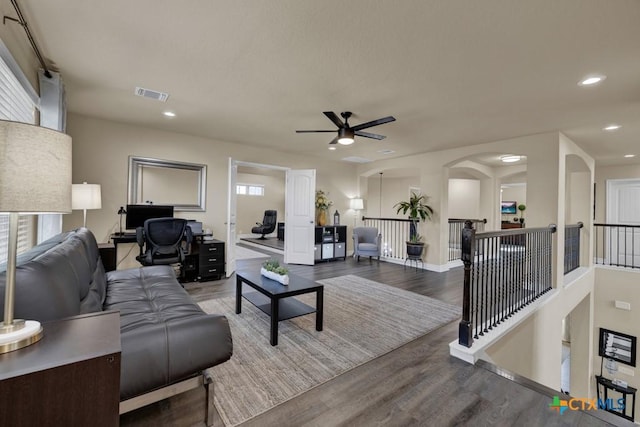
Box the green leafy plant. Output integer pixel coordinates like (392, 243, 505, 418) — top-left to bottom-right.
(394, 192, 434, 222)
(262, 259, 288, 275)
(394, 192, 434, 241)
(315, 189, 333, 210)
(409, 233, 423, 244)
(518, 204, 526, 216)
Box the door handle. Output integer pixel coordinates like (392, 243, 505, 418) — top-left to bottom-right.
(309, 221, 314, 224)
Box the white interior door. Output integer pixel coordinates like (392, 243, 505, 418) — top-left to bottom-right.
(284, 169, 316, 265)
(606, 179, 640, 266)
(226, 158, 237, 276)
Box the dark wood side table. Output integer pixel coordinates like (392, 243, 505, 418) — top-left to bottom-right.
(0, 311, 122, 427)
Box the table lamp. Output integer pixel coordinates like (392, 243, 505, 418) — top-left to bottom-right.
(117, 206, 127, 235)
(0, 120, 72, 353)
(72, 182, 102, 228)
(350, 198, 364, 227)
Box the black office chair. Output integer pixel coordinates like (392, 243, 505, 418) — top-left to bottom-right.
(136, 218, 192, 267)
(251, 210, 277, 239)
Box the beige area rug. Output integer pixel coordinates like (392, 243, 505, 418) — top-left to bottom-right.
(234, 245, 270, 260)
(198, 274, 460, 426)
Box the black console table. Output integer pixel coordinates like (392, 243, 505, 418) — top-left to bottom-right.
(596, 375, 637, 422)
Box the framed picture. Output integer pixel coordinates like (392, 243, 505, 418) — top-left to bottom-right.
(599, 328, 637, 367)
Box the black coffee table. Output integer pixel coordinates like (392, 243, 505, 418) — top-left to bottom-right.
(236, 269, 323, 346)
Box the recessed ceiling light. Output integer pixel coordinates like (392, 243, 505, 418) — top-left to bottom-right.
(603, 124, 621, 131)
(328, 146, 337, 151)
(163, 111, 176, 117)
(578, 74, 606, 86)
(500, 155, 521, 163)
(377, 149, 395, 155)
(624, 154, 635, 158)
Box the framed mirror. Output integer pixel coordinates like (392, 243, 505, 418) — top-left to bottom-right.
(128, 156, 207, 211)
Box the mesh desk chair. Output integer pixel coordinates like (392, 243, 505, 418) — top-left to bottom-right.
(136, 218, 192, 267)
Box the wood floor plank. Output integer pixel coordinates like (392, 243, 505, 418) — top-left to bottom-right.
(121, 245, 623, 427)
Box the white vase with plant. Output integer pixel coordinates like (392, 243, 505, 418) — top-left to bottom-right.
(315, 189, 333, 226)
(261, 259, 289, 285)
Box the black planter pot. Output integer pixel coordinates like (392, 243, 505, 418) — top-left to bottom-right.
(406, 242, 424, 258)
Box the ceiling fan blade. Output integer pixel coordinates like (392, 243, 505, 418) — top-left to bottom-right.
(351, 116, 396, 132)
(329, 136, 339, 145)
(355, 131, 386, 140)
(323, 111, 344, 128)
(296, 130, 337, 133)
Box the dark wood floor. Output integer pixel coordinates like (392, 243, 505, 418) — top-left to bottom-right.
(121, 246, 627, 427)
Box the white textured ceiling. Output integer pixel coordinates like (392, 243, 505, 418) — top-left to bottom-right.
(19, 0, 640, 166)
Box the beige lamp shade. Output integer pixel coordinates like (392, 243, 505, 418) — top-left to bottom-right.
(350, 198, 364, 210)
(72, 183, 102, 210)
(0, 120, 72, 214)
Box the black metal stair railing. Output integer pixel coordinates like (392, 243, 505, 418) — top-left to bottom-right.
(594, 223, 640, 269)
(448, 218, 487, 261)
(459, 221, 557, 348)
(564, 222, 583, 274)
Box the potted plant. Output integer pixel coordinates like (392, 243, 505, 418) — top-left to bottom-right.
(406, 233, 424, 258)
(315, 189, 333, 226)
(518, 204, 526, 224)
(261, 259, 289, 285)
(394, 192, 434, 258)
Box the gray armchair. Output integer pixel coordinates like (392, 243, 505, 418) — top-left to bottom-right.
(352, 227, 382, 262)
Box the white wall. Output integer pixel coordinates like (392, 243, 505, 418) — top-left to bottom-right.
(64, 113, 358, 247)
(593, 267, 640, 418)
(448, 179, 480, 219)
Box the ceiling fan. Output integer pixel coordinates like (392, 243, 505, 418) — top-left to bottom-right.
(296, 111, 396, 145)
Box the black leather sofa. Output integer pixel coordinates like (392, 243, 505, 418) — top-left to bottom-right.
(0, 228, 232, 424)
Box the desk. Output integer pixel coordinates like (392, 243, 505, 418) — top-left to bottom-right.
(109, 233, 138, 266)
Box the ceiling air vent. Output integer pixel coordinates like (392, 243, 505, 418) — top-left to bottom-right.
(341, 156, 372, 164)
(134, 87, 169, 102)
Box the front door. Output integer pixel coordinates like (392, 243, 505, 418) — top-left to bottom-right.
(284, 169, 316, 265)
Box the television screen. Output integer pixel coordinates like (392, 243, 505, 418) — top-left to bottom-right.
(125, 204, 174, 230)
(501, 201, 517, 214)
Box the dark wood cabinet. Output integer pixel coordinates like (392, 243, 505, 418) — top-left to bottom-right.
(314, 225, 347, 263)
(0, 311, 121, 427)
(190, 238, 225, 281)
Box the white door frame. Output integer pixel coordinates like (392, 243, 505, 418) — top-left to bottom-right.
(227, 159, 289, 275)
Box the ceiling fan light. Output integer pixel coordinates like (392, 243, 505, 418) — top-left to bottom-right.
(338, 128, 355, 145)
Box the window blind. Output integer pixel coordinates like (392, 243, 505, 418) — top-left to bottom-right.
(0, 51, 37, 266)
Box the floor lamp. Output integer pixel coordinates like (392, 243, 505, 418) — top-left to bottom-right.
(0, 120, 72, 353)
(72, 182, 102, 228)
(350, 198, 364, 227)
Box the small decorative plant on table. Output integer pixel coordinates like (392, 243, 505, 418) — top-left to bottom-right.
(261, 259, 289, 285)
(518, 204, 526, 224)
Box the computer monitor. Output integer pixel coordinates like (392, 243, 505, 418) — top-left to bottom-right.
(125, 204, 174, 230)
